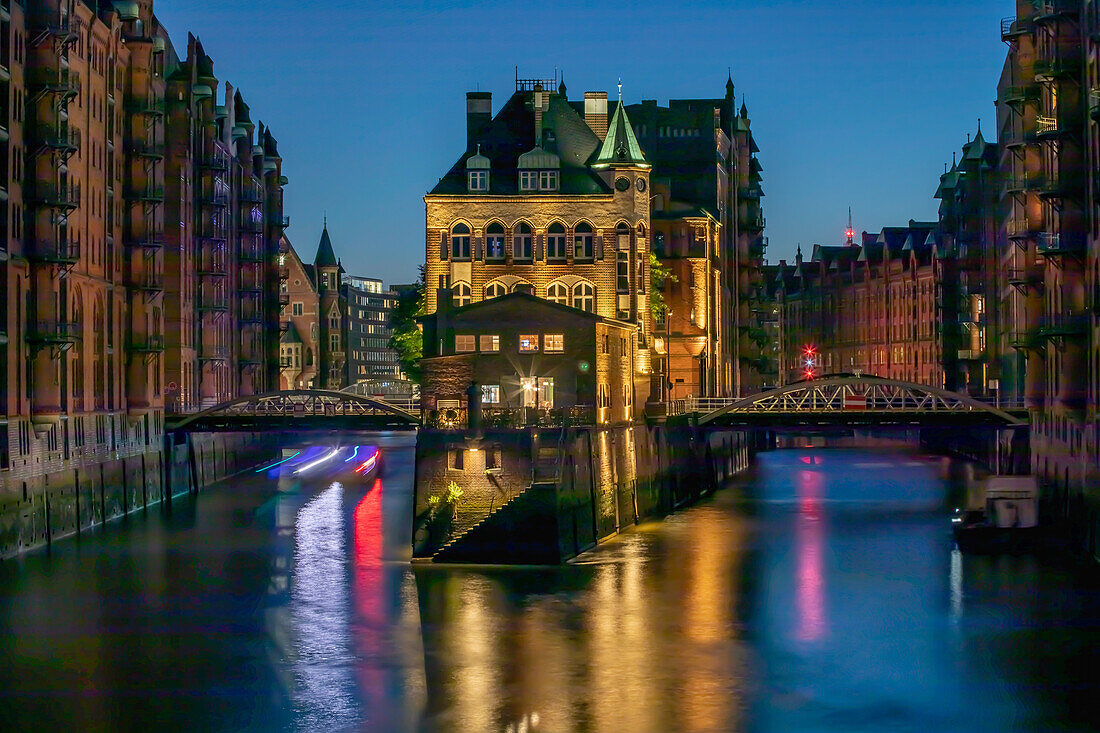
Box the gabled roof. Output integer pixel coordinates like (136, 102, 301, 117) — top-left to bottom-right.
(421, 291, 636, 329)
(429, 91, 611, 196)
(592, 97, 649, 169)
(314, 224, 338, 268)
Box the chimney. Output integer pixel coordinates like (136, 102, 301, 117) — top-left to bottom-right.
(466, 92, 492, 148)
(585, 91, 608, 140)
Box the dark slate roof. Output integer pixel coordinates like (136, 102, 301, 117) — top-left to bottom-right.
(314, 225, 338, 268)
(429, 91, 611, 196)
(281, 321, 303, 344)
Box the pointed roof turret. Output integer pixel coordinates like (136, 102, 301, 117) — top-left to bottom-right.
(726, 70, 735, 100)
(314, 221, 338, 269)
(740, 97, 748, 118)
(591, 82, 649, 168)
(558, 76, 567, 98)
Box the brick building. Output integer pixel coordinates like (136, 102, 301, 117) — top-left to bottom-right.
(419, 291, 637, 425)
(630, 78, 769, 398)
(771, 221, 944, 387)
(423, 76, 655, 408)
(0, 1, 285, 531)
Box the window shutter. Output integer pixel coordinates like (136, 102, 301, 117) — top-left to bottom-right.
(475, 235, 483, 261)
(536, 234, 543, 261)
(597, 234, 604, 260)
(441, 231, 448, 260)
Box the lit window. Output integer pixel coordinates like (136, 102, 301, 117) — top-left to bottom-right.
(486, 222, 505, 260)
(453, 282, 471, 307)
(520, 171, 538, 191)
(573, 282, 595, 312)
(547, 282, 568, 305)
(547, 223, 567, 260)
(468, 170, 488, 192)
(479, 334, 499, 352)
(545, 334, 564, 352)
(519, 334, 539, 352)
(513, 223, 533, 260)
(539, 170, 558, 191)
(481, 384, 501, 404)
(455, 334, 476, 352)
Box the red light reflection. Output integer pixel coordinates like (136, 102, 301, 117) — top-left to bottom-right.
(795, 468, 825, 642)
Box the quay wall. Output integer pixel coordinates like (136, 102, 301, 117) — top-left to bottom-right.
(0, 432, 278, 559)
(412, 422, 753, 563)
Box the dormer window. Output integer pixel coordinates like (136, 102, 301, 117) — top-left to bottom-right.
(517, 146, 560, 192)
(465, 145, 490, 193)
(468, 170, 488, 191)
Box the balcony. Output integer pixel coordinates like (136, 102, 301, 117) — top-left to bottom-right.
(27, 68, 80, 99)
(29, 10, 80, 46)
(1037, 231, 1086, 256)
(740, 212, 766, 231)
(32, 124, 80, 157)
(197, 149, 229, 170)
(1006, 217, 1038, 239)
(1039, 313, 1088, 338)
(1036, 113, 1078, 138)
(33, 183, 80, 210)
(28, 239, 80, 265)
(1007, 268, 1042, 291)
(128, 270, 164, 292)
(127, 334, 165, 353)
(198, 346, 229, 362)
(1000, 16, 1033, 41)
(129, 139, 166, 159)
(197, 293, 229, 312)
(1003, 127, 1038, 151)
(1000, 85, 1039, 107)
(269, 214, 290, 228)
(1033, 1, 1077, 23)
(239, 214, 264, 233)
(199, 189, 229, 207)
(1034, 55, 1080, 80)
(1035, 174, 1072, 199)
(239, 246, 264, 263)
(1009, 328, 1042, 350)
(127, 234, 165, 249)
(739, 186, 763, 201)
(278, 291, 290, 305)
(126, 94, 166, 117)
(240, 306, 265, 324)
(26, 321, 81, 346)
(240, 183, 264, 203)
(197, 257, 228, 277)
(126, 185, 164, 202)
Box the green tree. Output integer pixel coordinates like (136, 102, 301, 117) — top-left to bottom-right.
(389, 265, 427, 382)
(648, 251, 677, 322)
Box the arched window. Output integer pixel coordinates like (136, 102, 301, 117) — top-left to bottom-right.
(547, 282, 569, 305)
(451, 223, 471, 260)
(547, 222, 567, 260)
(486, 222, 505, 261)
(573, 282, 595, 312)
(513, 222, 533, 261)
(485, 282, 507, 299)
(305, 347, 314, 367)
(453, 282, 471, 307)
(574, 222, 593, 260)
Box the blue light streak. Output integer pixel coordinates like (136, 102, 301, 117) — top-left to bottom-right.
(255, 450, 301, 473)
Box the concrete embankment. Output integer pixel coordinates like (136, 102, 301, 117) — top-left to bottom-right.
(412, 422, 753, 564)
(0, 432, 278, 559)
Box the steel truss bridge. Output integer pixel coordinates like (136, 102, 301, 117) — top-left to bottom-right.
(167, 389, 420, 433)
(673, 376, 1027, 428)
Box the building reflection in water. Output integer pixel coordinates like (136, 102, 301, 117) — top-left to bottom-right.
(414, 498, 749, 732)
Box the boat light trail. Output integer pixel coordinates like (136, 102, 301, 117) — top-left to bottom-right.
(344, 446, 360, 463)
(295, 447, 341, 475)
(255, 450, 301, 473)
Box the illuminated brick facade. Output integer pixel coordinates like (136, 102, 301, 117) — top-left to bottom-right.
(423, 78, 654, 408)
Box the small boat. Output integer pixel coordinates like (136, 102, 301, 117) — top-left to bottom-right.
(953, 475, 1041, 554)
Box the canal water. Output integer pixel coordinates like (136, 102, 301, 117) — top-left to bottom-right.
(1, 436, 1097, 732)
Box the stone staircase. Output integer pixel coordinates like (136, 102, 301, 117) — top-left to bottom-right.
(431, 434, 565, 564)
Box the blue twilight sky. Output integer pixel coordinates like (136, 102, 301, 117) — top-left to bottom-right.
(155, 0, 1009, 286)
